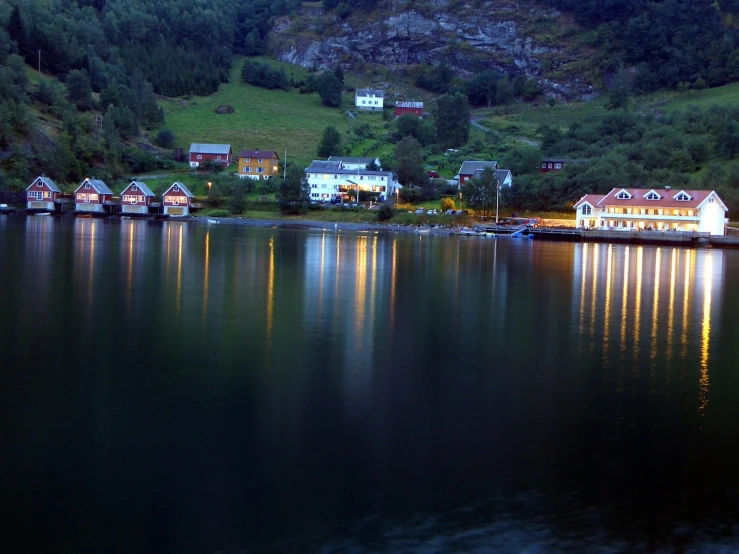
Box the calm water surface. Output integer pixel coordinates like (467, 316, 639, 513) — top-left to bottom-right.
(1, 216, 739, 553)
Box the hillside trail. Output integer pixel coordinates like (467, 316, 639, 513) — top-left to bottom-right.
(470, 117, 540, 147)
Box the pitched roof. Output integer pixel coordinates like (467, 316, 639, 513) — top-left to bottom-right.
(239, 149, 279, 159)
(459, 161, 499, 175)
(75, 178, 112, 195)
(27, 175, 61, 192)
(309, 160, 343, 170)
(471, 168, 512, 183)
(163, 181, 194, 198)
(597, 188, 720, 209)
(189, 143, 231, 155)
(327, 156, 378, 165)
(122, 181, 155, 197)
(574, 194, 607, 209)
(356, 89, 384, 97)
(396, 101, 423, 109)
(305, 167, 393, 177)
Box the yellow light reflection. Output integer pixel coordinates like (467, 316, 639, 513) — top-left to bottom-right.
(649, 248, 661, 378)
(699, 253, 713, 415)
(317, 232, 325, 326)
(202, 230, 210, 327)
(390, 236, 397, 330)
(354, 236, 367, 344)
(126, 221, 134, 317)
(633, 247, 643, 363)
(368, 235, 378, 333)
(266, 237, 275, 350)
(589, 244, 599, 338)
(619, 247, 629, 361)
(602, 245, 613, 364)
(666, 248, 678, 366)
(578, 243, 588, 342)
(680, 250, 692, 362)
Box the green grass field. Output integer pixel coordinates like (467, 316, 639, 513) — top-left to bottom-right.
(159, 57, 390, 167)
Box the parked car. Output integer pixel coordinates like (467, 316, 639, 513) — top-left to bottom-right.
(427, 209, 438, 215)
(427, 170, 440, 178)
(415, 208, 425, 215)
(444, 209, 456, 215)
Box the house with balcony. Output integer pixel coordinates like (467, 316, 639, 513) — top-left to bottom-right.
(238, 149, 280, 180)
(305, 161, 400, 202)
(574, 188, 728, 235)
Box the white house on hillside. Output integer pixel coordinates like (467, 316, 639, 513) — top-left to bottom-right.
(305, 160, 400, 202)
(574, 187, 728, 235)
(355, 89, 384, 111)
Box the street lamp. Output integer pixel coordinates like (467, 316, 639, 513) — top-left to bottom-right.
(395, 186, 399, 205)
(496, 182, 499, 224)
(207, 181, 212, 197)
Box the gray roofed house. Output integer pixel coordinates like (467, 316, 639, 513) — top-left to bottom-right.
(76, 177, 113, 195)
(163, 181, 194, 198)
(355, 89, 384, 111)
(124, 180, 155, 197)
(189, 143, 232, 155)
(457, 161, 500, 182)
(28, 175, 61, 193)
(471, 168, 513, 188)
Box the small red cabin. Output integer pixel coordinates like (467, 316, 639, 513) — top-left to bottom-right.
(120, 181, 156, 215)
(162, 182, 195, 217)
(26, 175, 61, 211)
(74, 178, 113, 213)
(189, 143, 232, 168)
(395, 101, 424, 118)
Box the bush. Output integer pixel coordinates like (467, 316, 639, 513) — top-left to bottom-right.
(377, 203, 394, 221)
(440, 197, 455, 212)
(258, 180, 279, 194)
(154, 129, 175, 148)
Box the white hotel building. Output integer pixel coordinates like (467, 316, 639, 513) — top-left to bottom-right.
(305, 160, 401, 202)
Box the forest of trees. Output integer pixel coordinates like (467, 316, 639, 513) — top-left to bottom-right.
(543, 0, 739, 91)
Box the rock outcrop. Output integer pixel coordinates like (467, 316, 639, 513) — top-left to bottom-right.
(268, 0, 598, 99)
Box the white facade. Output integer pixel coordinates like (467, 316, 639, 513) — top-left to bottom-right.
(574, 188, 728, 235)
(305, 167, 400, 202)
(355, 89, 384, 111)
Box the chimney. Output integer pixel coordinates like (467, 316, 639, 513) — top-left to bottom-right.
(665, 186, 671, 190)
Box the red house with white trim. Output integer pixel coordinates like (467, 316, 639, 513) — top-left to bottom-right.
(120, 181, 156, 215)
(189, 143, 232, 168)
(75, 178, 113, 213)
(456, 160, 499, 184)
(395, 101, 424, 118)
(162, 182, 195, 216)
(26, 175, 62, 211)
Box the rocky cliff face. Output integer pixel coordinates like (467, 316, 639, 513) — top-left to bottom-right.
(268, 0, 598, 99)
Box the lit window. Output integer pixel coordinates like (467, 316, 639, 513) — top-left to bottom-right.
(197, 155, 202, 160)
(216, 156, 221, 160)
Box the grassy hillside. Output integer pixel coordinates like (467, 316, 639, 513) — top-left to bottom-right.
(160, 58, 390, 166)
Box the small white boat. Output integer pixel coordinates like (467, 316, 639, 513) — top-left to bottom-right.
(121, 216, 131, 220)
(416, 228, 430, 234)
(207, 218, 219, 225)
(35, 212, 51, 216)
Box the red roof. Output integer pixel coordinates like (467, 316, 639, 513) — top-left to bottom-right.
(575, 189, 725, 210)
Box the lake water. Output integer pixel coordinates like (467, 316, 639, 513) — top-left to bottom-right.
(1, 216, 739, 553)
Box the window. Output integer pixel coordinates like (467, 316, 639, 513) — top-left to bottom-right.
(709, 197, 714, 203)
(85, 183, 90, 190)
(245, 167, 252, 173)
(582, 204, 592, 215)
(542, 163, 546, 169)
(555, 163, 562, 169)
(616, 190, 631, 199)
(645, 191, 660, 200)
(675, 192, 691, 201)
(216, 156, 221, 160)
(173, 186, 179, 192)
(258, 158, 263, 163)
(245, 158, 250, 162)
(257, 167, 264, 173)
(323, 174, 328, 179)
(132, 185, 138, 191)
(548, 163, 553, 168)
(197, 155, 202, 160)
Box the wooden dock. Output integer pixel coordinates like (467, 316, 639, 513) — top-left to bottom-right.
(528, 227, 739, 248)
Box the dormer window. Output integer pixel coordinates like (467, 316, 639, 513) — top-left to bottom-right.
(675, 191, 691, 201)
(615, 190, 631, 200)
(645, 191, 661, 201)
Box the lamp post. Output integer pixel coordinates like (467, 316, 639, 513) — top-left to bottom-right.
(496, 182, 499, 224)
(395, 186, 399, 205)
(207, 181, 212, 197)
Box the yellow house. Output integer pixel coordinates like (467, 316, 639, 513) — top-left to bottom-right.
(238, 149, 280, 180)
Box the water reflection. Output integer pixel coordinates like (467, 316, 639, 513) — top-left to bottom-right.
(572, 244, 724, 412)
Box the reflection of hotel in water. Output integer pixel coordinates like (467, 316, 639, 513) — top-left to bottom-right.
(302, 231, 396, 404)
(572, 243, 724, 412)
